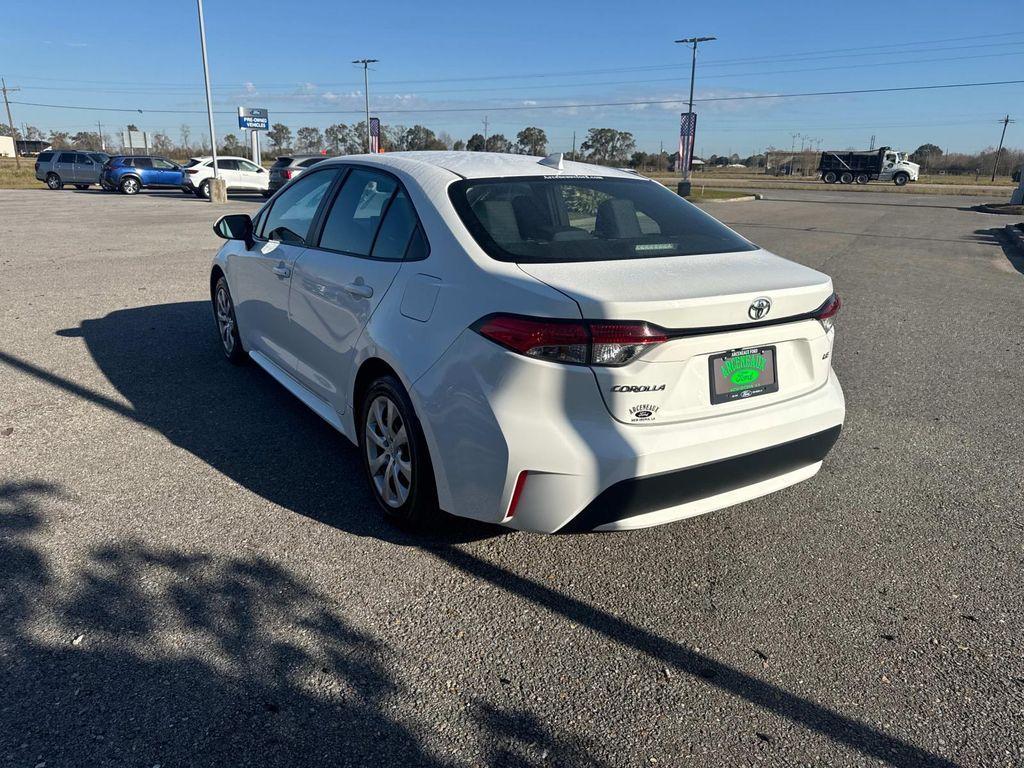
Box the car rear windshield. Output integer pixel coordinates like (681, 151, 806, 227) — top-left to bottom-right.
(449, 176, 757, 263)
(271, 157, 294, 168)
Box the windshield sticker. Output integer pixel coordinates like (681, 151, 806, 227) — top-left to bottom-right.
(542, 175, 605, 180)
(634, 243, 676, 252)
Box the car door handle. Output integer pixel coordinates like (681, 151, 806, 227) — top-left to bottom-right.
(272, 264, 291, 278)
(343, 282, 373, 299)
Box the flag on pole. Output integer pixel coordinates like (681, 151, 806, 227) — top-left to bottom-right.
(678, 112, 697, 176)
(369, 117, 381, 153)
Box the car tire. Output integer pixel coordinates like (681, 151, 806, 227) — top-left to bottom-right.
(893, 172, 909, 186)
(823, 171, 837, 183)
(212, 276, 246, 365)
(45, 173, 63, 190)
(840, 172, 854, 184)
(197, 179, 211, 199)
(120, 176, 140, 195)
(182, 187, 194, 195)
(359, 375, 439, 526)
(855, 174, 869, 185)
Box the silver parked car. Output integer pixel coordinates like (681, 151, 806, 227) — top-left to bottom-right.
(267, 154, 330, 196)
(35, 150, 110, 190)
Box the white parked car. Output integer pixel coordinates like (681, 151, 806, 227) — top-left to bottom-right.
(209, 152, 845, 533)
(185, 155, 269, 198)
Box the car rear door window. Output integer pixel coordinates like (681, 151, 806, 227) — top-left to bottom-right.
(370, 190, 420, 261)
(318, 169, 397, 256)
(259, 169, 337, 245)
(133, 157, 153, 169)
(217, 159, 239, 171)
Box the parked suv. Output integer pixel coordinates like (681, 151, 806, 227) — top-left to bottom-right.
(184, 156, 269, 198)
(268, 154, 330, 195)
(100, 156, 188, 195)
(35, 150, 110, 190)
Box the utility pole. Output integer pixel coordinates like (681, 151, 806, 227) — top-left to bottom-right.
(571, 130, 576, 160)
(196, 0, 221, 200)
(482, 115, 489, 150)
(352, 59, 378, 153)
(96, 121, 105, 151)
(2, 77, 21, 168)
(674, 35, 715, 196)
(991, 114, 1014, 182)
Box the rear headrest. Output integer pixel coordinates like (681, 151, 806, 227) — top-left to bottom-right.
(511, 195, 550, 240)
(473, 200, 521, 244)
(595, 198, 642, 238)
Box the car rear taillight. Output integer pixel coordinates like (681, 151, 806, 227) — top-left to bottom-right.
(282, 169, 295, 180)
(813, 293, 842, 332)
(473, 315, 668, 367)
(186, 168, 199, 174)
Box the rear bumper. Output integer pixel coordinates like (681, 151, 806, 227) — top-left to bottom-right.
(412, 330, 845, 534)
(561, 425, 840, 532)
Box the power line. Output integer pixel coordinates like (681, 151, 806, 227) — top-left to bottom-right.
(11, 79, 1024, 118)
(8, 32, 1024, 92)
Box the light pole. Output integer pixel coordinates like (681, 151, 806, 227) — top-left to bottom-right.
(196, 0, 221, 201)
(673, 35, 715, 196)
(353, 59, 378, 153)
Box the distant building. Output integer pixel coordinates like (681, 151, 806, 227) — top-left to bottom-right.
(17, 139, 51, 155)
(0, 137, 51, 157)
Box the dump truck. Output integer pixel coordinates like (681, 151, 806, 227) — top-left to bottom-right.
(818, 147, 919, 186)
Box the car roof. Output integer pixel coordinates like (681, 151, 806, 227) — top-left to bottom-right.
(190, 155, 253, 162)
(316, 151, 643, 181)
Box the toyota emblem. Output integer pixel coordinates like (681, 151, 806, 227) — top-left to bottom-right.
(748, 297, 772, 320)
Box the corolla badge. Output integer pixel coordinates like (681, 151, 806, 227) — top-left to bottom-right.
(748, 297, 772, 320)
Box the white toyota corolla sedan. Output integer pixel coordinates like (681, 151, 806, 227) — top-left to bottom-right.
(210, 151, 844, 532)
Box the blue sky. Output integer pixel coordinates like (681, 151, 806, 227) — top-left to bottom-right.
(3, 0, 1022, 156)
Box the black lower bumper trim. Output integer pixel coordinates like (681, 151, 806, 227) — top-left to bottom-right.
(560, 425, 842, 533)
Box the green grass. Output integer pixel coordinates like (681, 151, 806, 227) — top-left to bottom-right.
(0, 159, 39, 189)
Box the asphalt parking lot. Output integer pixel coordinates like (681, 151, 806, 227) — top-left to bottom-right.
(1, 185, 1022, 767)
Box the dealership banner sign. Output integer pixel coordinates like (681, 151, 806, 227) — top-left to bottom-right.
(678, 112, 697, 174)
(369, 117, 381, 153)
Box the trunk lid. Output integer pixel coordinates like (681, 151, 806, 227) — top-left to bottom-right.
(518, 250, 836, 426)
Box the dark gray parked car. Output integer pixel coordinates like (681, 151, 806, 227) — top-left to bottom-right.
(34, 150, 110, 189)
(267, 154, 330, 195)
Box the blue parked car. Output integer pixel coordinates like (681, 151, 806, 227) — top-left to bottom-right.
(101, 156, 189, 195)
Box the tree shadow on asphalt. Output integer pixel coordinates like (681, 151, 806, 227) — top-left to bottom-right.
(0, 301, 958, 766)
(0, 481, 608, 767)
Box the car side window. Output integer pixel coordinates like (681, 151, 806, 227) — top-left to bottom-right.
(217, 159, 240, 171)
(134, 157, 153, 169)
(259, 169, 337, 245)
(152, 158, 176, 169)
(75, 153, 94, 164)
(57, 153, 76, 163)
(317, 169, 398, 256)
(37, 152, 53, 163)
(370, 190, 420, 261)
(238, 159, 261, 173)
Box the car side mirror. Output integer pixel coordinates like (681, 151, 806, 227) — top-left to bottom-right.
(257, 167, 266, 173)
(214, 214, 254, 249)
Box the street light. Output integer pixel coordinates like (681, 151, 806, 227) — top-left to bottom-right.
(196, 0, 220, 199)
(674, 36, 716, 195)
(353, 59, 378, 153)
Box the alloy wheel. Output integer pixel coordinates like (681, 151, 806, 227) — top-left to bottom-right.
(215, 284, 235, 355)
(364, 395, 412, 508)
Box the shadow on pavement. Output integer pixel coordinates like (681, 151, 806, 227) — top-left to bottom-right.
(0, 300, 959, 766)
(975, 227, 1024, 275)
(0, 481, 607, 766)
